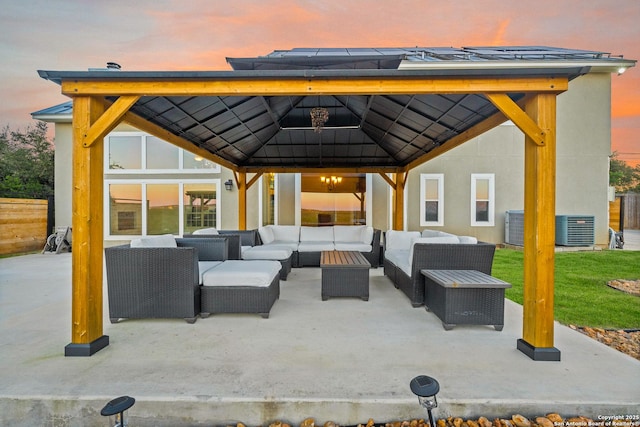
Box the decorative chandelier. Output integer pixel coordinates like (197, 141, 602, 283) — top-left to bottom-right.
(320, 175, 342, 191)
(310, 107, 329, 133)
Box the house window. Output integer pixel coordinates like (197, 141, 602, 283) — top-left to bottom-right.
(471, 174, 495, 226)
(106, 132, 220, 173)
(261, 173, 277, 226)
(108, 183, 142, 235)
(108, 135, 141, 170)
(300, 174, 367, 226)
(184, 183, 218, 234)
(106, 180, 219, 238)
(146, 136, 179, 170)
(147, 183, 179, 235)
(420, 174, 444, 226)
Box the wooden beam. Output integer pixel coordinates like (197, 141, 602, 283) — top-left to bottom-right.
(61, 76, 568, 97)
(392, 172, 407, 230)
(246, 172, 263, 189)
(122, 110, 239, 172)
(82, 95, 140, 147)
(485, 93, 545, 146)
(64, 96, 109, 356)
(518, 93, 561, 361)
(236, 171, 247, 230)
(245, 166, 399, 174)
(378, 172, 396, 188)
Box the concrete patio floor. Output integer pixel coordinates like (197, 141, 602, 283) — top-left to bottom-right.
(0, 250, 639, 426)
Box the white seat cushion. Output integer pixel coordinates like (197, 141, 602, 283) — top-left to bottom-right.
(202, 260, 281, 287)
(421, 229, 456, 238)
(193, 228, 219, 235)
(265, 241, 300, 252)
(298, 241, 335, 252)
(258, 226, 275, 244)
(243, 246, 292, 260)
(130, 234, 177, 248)
(361, 226, 374, 244)
(198, 261, 223, 284)
(385, 230, 420, 251)
(271, 225, 300, 242)
(334, 243, 372, 252)
(333, 225, 365, 243)
(300, 226, 334, 242)
(458, 236, 479, 244)
(384, 249, 408, 267)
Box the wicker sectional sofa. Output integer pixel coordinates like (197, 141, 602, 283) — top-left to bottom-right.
(383, 230, 496, 307)
(256, 225, 382, 268)
(190, 228, 292, 280)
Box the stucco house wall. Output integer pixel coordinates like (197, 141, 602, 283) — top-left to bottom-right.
(404, 72, 612, 245)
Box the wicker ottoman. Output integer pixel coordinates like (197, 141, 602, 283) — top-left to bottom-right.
(242, 246, 293, 280)
(200, 260, 281, 318)
(421, 269, 511, 331)
(320, 251, 371, 301)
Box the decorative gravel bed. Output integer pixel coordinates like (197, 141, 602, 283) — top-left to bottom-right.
(235, 413, 639, 427)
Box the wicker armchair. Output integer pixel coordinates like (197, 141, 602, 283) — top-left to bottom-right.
(384, 242, 496, 307)
(104, 237, 229, 323)
(183, 233, 242, 259)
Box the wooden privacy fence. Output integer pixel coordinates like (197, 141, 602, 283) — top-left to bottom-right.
(623, 193, 640, 229)
(0, 198, 48, 255)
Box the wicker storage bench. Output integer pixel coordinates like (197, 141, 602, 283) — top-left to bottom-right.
(320, 251, 371, 301)
(200, 260, 281, 318)
(421, 269, 511, 331)
(384, 241, 496, 307)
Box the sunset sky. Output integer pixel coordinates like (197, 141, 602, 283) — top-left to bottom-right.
(1, 0, 638, 165)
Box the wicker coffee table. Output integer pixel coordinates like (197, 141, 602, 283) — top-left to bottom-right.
(320, 251, 371, 301)
(421, 269, 511, 331)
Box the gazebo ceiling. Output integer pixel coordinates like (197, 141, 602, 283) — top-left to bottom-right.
(120, 90, 514, 169)
(38, 46, 634, 171)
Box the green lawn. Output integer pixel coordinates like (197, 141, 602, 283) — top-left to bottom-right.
(491, 248, 640, 329)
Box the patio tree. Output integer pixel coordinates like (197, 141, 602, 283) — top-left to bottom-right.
(0, 121, 54, 199)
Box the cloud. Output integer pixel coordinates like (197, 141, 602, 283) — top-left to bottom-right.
(1, 0, 639, 158)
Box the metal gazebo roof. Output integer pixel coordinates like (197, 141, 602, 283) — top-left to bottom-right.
(37, 46, 634, 172)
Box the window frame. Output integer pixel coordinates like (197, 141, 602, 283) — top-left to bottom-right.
(104, 178, 221, 239)
(420, 173, 444, 227)
(105, 132, 220, 174)
(470, 173, 495, 227)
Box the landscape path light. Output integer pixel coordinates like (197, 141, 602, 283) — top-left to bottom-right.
(410, 375, 440, 427)
(101, 395, 135, 427)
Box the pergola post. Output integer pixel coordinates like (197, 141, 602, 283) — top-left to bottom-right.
(236, 171, 247, 230)
(517, 94, 561, 361)
(393, 172, 406, 230)
(64, 96, 109, 356)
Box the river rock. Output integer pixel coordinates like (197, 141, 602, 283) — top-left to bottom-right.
(512, 415, 531, 427)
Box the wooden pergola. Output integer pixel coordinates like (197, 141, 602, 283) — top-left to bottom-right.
(41, 48, 613, 361)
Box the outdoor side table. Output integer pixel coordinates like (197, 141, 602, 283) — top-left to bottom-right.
(320, 251, 371, 301)
(421, 269, 512, 331)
